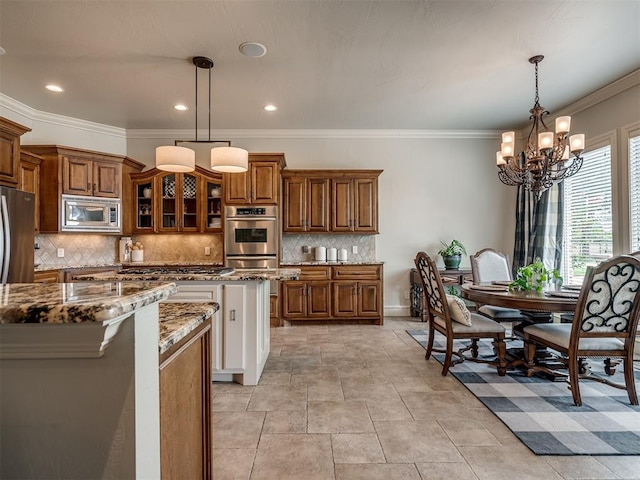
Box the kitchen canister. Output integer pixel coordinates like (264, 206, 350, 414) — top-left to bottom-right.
(338, 248, 348, 261)
(315, 246, 326, 261)
(327, 247, 337, 262)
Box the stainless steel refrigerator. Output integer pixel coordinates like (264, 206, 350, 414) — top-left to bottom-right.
(0, 187, 35, 284)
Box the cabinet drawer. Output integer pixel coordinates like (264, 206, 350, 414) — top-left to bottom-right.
(299, 266, 331, 281)
(332, 265, 381, 280)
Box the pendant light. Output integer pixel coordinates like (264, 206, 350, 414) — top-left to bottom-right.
(155, 56, 248, 173)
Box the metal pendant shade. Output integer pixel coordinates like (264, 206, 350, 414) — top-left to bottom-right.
(155, 55, 248, 173)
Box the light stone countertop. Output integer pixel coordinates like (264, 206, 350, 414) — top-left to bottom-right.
(0, 282, 177, 324)
(158, 302, 219, 354)
(72, 268, 301, 282)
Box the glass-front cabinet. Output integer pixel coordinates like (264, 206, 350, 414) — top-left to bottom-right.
(130, 167, 222, 234)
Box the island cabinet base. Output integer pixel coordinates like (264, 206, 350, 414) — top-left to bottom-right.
(0, 304, 162, 480)
(160, 318, 212, 480)
(164, 280, 270, 386)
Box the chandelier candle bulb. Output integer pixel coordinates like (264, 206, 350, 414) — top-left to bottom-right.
(501, 142, 514, 158)
(496, 151, 506, 166)
(555, 116, 571, 134)
(538, 132, 554, 151)
(502, 131, 515, 144)
(570, 134, 585, 153)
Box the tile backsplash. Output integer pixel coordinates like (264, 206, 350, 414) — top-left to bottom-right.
(281, 234, 376, 263)
(35, 234, 118, 267)
(132, 234, 223, 263)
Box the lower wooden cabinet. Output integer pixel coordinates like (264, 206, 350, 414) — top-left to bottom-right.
(33, 270, 61, 283)
(159, 319, 212, 480)
(281, 264, 383, 324)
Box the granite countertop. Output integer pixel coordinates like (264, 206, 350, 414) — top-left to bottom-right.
(72, 268, 301, 282)
(0, 282, 177, 324)
(35, 261, 225, 272)
(280, 261, 384, 266)
(158, 302, 219, 354)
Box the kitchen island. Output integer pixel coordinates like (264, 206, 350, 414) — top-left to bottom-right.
(73, 268, 301, 385)
(0, 281, 218, 479)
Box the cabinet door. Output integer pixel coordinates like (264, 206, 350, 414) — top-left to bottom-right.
(308, 178, 330, 232)
(181, 172, 200, 232)
(160, 323, 212, 480)
(203, 178, 223, 232)
(33, 270, 60, 283)
(133, 179, 155, 232)
(92, 160, 121, 198)
(353, 177, 378, 232)
(307, 281, 331, 318)
(19, 154, 40, 232)
(281, 281, 306, 318)
(331, 178, 354, 232)
(157, 173, 179, 232)
(251, 161, 279, 204)
(358, 282, 382, 317)
(0, 119, 27, 188)
(332, 281, 358, 317)
(282, 177, 306, 232)
(223, 284, 246, 370)
(224, 170, 250, 204)
(63, 156, 93, 195)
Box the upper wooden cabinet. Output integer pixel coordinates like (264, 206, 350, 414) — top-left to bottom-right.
(282, 170, 381, 234)
(21, 145, 127, 233)
(19, 150, 43, 232)
(130, 166, 223, 234)
(223, 153, 285, 205)
(0, 117, 31, 188)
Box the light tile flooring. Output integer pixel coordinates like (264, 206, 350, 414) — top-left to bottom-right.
(212, 317, 640, 480)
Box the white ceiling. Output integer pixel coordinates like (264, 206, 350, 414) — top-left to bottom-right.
(1, 1, 639, 132)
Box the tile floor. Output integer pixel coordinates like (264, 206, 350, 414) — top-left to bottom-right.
(212, 317, 640, 480)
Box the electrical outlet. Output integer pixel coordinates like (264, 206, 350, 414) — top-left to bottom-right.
(404, 291, 410, 300)
(205, 247, 211, 255)
(302, 245, 310, 254)
(352, 245, 358, 254)
(57, 248, 64, 258)
(34, 243, 40, 250)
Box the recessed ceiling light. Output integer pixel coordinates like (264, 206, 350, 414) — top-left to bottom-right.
(174, 104, 188, 111)
(239, 42, 267, 58)
(264, 105, 278, 112)
(45, 84, 64, 93)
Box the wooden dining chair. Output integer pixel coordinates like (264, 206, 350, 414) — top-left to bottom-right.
(523, 254, 640, 406)
(414, 251, 508, 376)
(470, 248, 526, 323)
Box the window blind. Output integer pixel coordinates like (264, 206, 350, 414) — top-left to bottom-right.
(562, 145, 613, 285)
(630, 135, 640, 252)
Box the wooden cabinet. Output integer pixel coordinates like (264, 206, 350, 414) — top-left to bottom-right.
(281, 264, 383, 324)
(130, 166, 222, 234)
(120, 157, 145, 235)
(282, 170, 381, 234)
(0, 117, 30, 188)
(282, 176, 330, 232)
(21, 145, 126, 233)
(19, 150, 43, 232)
(33, 270, 61, 283)
(223, 153, 285, 205)
(160, 318, 212, 480)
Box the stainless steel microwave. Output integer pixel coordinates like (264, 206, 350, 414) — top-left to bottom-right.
(61, 195, 121, 233)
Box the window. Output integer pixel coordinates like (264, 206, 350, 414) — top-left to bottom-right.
(561, 145, 613, 285)
(630, 134, 640, 252)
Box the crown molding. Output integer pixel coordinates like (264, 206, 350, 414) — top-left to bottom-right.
(0, 94, 126, 139)
(561, 69, 640, 117)
(126, 128, 502, 140)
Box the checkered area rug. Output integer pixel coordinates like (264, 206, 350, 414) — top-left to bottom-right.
(407, 329, 640, 455)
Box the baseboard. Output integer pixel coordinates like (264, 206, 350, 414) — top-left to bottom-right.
(384, 306, 411, 317)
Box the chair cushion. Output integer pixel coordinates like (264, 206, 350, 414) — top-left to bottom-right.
(446, 294, 472, 326)
(478, 305, 525, 321)
(435, 312, 505, 334)
(524, 323, 625, 351)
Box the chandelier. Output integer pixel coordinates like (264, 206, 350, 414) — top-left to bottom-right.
(156, 56, 248, 173)
(496, 55, 585, 196)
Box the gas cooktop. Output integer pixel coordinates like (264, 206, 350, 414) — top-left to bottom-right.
(119, 267, 235, 276)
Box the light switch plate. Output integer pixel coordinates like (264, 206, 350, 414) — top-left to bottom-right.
(205, 247, 211, 255)
(352, 245, 358, 254)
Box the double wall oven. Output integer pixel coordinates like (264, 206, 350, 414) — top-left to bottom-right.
(224, 206, 278, 270)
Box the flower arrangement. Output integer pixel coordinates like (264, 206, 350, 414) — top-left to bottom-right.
(509, 258, 562, 292)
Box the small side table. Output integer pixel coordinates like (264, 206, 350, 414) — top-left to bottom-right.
(410, 268, 473, 320)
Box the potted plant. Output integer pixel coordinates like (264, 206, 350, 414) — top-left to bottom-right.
(509, 258, 563, 292)
(438, 239, 467, 270)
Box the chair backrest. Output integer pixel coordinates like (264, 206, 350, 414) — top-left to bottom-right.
(414, 251, 452, 330)
(571, 255, 640, 344)
(470, 248, 513, 284)
(630, 251, 640, 259)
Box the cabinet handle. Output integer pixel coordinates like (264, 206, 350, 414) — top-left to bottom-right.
(230, 309, 236, 321)
(87, 183, 91, 191)
(93, 183, 97, 192)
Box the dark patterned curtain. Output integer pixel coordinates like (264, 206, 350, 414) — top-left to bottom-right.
(513, 182, 564, 276)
